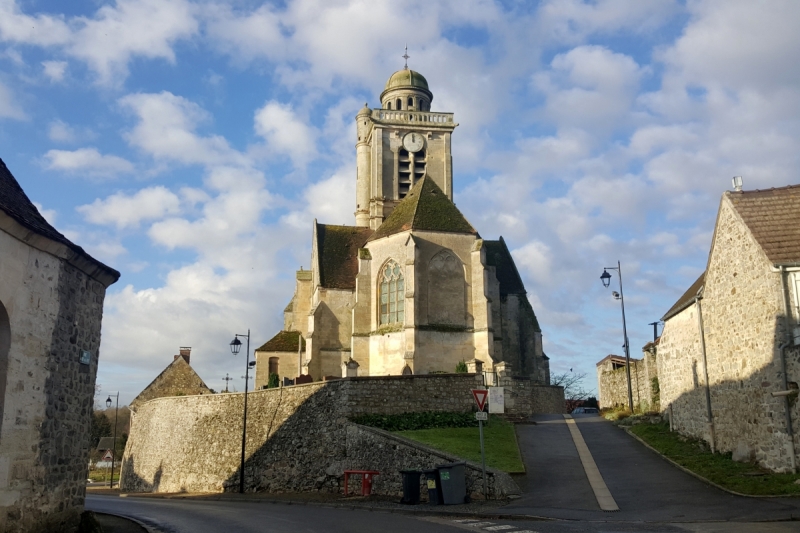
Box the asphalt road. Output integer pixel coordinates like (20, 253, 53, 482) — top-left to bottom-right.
(506, 414, 800, 523)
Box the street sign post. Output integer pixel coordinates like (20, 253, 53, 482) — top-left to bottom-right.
(471, 389, 489, 499)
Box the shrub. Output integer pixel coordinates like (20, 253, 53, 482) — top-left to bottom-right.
(455, 360, 468, 373)
(351, 411, 477, 431)
(267, 373, 280, 388)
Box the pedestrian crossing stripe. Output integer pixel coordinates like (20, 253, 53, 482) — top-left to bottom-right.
(484, 526, 516, 531)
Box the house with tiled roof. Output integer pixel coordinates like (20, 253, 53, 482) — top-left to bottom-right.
(267, 67, 550, 385)
(657, 182, 800, 472)
(129, 348, 211, 411)
(0, 158, 119, 530)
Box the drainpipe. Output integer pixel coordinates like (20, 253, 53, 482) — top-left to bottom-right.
(695, 296, 716, 453)
(777, 266, 797, 473)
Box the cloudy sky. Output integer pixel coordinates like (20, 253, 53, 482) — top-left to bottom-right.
(2, 0, 799, 404)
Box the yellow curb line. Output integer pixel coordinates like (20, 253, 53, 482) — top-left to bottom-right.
(563, 414, 620, 512)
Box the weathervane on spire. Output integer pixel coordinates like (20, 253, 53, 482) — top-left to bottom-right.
(402, 44, 410, 70)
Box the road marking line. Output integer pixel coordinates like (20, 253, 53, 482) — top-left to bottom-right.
(563, 414, 620, 512)
(452, 520, 481, 523)
(483, 526, 516, 531)
(464, 522, 493, 527)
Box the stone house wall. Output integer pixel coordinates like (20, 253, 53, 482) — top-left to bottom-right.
(658, 196, 800, 472)
(121, 373, 557, 495)
(0, 228, 112, 532)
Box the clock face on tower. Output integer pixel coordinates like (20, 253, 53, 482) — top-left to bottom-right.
(402, 132, 424, 152)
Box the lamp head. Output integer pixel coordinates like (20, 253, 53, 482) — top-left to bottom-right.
(230, 336, 242, 355)
(600, 269, 612, 288)
(106, 396, 112, 409)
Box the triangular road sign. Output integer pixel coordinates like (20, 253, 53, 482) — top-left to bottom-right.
(101, 450, 113, 461)
(471, 389, 488, 411)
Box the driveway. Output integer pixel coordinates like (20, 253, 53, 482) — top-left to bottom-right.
(504, 414, 800, 522)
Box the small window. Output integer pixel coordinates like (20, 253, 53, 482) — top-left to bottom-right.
(269, 357, 279, 376)
(387, 101, 392, 110)
(408, 97, 414, 108)
(379, 261, 405, 325)
(396, 98, 402, 110)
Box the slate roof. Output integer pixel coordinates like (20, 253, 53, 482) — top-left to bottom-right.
(0, 158, 120, 282)
(316, 224, 373, 289)
(728, 186, 800, 265)
(256, 330, 306, 352)
(662, 272, 705, 321)
(484, 237, 526, 296)
(368, 177, 477, 242)
(97, 437, 115, 451)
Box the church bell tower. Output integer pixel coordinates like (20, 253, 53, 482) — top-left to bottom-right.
(355, 64, 458, 229)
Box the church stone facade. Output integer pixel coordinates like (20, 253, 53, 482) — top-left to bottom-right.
(264, 68, 549, 384)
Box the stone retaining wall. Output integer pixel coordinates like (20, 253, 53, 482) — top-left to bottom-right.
(121, 373, 540, 495)
(597, 352, 657, 411)
(531, 384, 566, 414)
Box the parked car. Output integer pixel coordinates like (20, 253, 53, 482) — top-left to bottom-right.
(571, 407, 599, 414)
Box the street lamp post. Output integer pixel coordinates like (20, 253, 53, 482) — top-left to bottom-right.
(600, 261, 634, 412)
(105, 392, 119, 489)
(229, 330, 250, 494)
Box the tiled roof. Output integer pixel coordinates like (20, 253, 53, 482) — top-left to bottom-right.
(728, 185, 800, 265)
(368, 177, 477, 241)
(596, 354, 627, 367)
(0, 158, 120, 282)
(317, 224, 373, 289)
(662, 272, 705, 321)
(97, 437, 115, 451)
(256, 330, 305, 352)
(484, 237, 526, 296)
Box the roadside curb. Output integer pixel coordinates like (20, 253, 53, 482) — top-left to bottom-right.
(94, 511, 161, 533)
(112, 492, 556, 522)
(621, 425, 800, 500)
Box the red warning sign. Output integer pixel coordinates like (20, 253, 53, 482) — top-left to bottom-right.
(471, 389, 489, 411)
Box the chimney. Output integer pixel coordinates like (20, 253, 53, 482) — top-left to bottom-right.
(174, 347, 191, 364)
(732, 176, 743, 192)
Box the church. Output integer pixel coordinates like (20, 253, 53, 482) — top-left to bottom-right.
(255, 66, 550, 386)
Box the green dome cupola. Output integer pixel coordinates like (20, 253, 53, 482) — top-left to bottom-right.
(380, 68, 433, 112)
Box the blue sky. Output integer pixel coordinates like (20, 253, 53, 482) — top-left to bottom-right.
(2, 0, 800, 404)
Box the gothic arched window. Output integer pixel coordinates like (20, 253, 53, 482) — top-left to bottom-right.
(379, 261, 405, 325)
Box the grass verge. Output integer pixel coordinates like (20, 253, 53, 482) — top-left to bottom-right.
(394, 416, 525, 474)
(629, 422, 800, 496)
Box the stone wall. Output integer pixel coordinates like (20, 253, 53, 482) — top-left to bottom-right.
(658, 196, 800, 472)
(345, 424, 519, 499)
(597, 352, 657, 411)
(122, 373, 538, 495)
(531, 384, 566, 414)
(0, 227, 111, 533)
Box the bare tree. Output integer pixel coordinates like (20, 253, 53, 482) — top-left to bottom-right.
(550, 371, 592, 402)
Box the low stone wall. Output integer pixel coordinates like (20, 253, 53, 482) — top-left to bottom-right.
(531, 385, 566, 414)
(344, 424, 520, 499)
(597, 353, 657, 411)
(121, 373, 549, 495)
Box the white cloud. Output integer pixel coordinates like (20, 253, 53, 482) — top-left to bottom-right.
(533, 45, 644, 131)
(47, 119, 77, 142)
(44, 147, 134, 178)
(254, 101, 317, 167)
(77, 186, 182, 229)
(42, 60, 68, 82)
(0, 80, 25, 120)
(119, 91, 247, 166)
(0, 0, 71, 46)
(68, 0, 198, 86)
